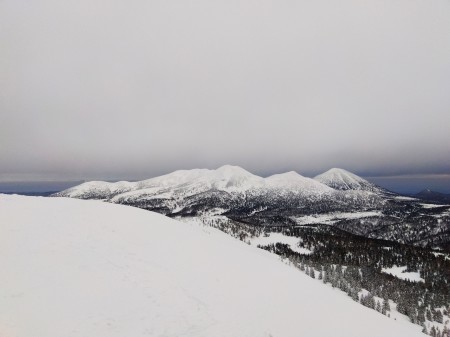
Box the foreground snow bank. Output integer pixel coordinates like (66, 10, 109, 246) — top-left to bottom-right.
(0, 195, 424, 337)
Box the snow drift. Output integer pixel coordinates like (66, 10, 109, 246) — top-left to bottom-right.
(0, 194, 424, 337)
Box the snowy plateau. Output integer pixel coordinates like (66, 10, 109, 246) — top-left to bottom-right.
(0, 194, 426, 337)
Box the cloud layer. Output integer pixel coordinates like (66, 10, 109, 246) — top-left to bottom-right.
(1, 0, 450, 181)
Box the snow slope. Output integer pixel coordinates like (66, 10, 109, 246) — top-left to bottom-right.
(58, 180, 135, 199)
(0, 194, 424, 337)
(265, 171, 334, 195)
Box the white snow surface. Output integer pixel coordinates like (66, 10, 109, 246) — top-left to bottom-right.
(62, 180, 135, 197)
(419, 203, 447, 209)
(293, 211, 383, 225)
(394, 196, 418, 201)
(249, 232, 313, 255)
(381, 265, 424, 283)
(0, 195, 425, 337)
(265, 171, 334, 194)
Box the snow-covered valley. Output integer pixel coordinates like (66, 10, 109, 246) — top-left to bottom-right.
(0, 194, 427, 337)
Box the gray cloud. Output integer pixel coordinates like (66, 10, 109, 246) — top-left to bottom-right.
(1, 0, 450, 182)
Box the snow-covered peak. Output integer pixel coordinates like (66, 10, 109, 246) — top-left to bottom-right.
(133, 165, 264, 193)
(215, 164, 254, 176)
(266, 171, 304, 181)
(314, 168, 380, 192)
(138, 166, 259, 188)
(209, 165, 264, 190)
(265, 171, 333, 193)
(110, 166, 266, 202)
(137, 168, 210, 189)
(318, 168, 363, 181)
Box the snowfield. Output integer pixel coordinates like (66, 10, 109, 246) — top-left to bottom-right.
(381, 265, 425, 283)
(292, 211, 383, 225)
(419, 203, 448, 209)
(0, 195, 425, 337)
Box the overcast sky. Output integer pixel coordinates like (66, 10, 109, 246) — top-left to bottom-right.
(1, 0, 450, 192)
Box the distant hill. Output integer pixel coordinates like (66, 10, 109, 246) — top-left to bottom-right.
(2, 191, 58, 197)
(414, 189, 450, 203)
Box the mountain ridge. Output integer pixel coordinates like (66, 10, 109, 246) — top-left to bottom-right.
(53, 165, 450, 249)
(55, 165, 383, 199)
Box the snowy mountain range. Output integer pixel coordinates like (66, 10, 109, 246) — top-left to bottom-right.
(56, 165, 384, 197)
(54, 165, 384, 207)
(54, 165, 450, 249)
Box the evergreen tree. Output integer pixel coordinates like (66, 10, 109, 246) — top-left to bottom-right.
(323, 269, 330, 284)
(351, 288, 359, 302)
(382, 298, 390, 313)
(421, 324, 428, 335)
(417, 307, 426, 324)
(365, 293, 376, 309)
(376, 300, 382, 313)
(430, 326, 437, 337)
(434, 309, 443, 324)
